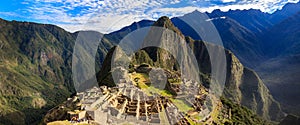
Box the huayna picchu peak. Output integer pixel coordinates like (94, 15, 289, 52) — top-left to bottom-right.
(153, 16, 185, 38)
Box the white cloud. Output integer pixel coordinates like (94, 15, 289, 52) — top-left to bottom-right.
(206, 16, 226, 21)
(222, 0, 236, 3)
(0, 12, 22, 17)
(20, 0, 300, 33)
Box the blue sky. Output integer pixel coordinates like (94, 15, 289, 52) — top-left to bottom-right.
(0, 0, 299, 33)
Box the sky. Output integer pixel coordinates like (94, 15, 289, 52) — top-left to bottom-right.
(0, 0, 299, 33)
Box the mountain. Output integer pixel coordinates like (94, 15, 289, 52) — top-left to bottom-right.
(97, 16, 284, 122)
(172, 11, 265, 68)
(207, 1, 300, 34)
(104, 20, 154, 44)
(208, 9, 273, 34)
(262, 11, 300, 57)
(186, 36, 284, 121)
(102, 2, 300, 69)
(222, 51, 283, 121)
(169, 5, 300, 117)
(0, 19, 75, 124)
(172, 2, 300, 68)
(0, 19, 113, 124)
(256, 11, 300, 115)
(269, 2, 300, 25)
(105, 11, 266, 68)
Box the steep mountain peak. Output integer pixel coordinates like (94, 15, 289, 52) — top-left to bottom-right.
(153, 16, 184, 37)
(153, 16, 174, 28)
(190, 9, 202, 14)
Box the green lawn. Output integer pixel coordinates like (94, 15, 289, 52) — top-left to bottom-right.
(131, 73, 173, 97)
(170, 99, 193, 113)
(130, 73, 192, 113)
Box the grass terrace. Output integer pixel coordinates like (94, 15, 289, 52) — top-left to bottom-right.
(130, 72, 194, 114)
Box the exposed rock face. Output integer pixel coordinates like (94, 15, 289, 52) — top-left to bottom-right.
(31, 98, 47, 109)
(224, 51, 284, 121)
(97, 46, 131, 87)
(97, 46, 119, 87)
(186, 35, 284, 121)
(97, 16, 284, 121)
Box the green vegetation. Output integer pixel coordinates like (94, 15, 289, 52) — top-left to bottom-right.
(170, 99, 193, 113)
(220, 97, 271, 125)
(167, 78, 181, 84)
(131, 72, 193, 113)
(0, 60, 70, 124)
(0, 19, 113, 124)
(131, 50, 154, 66)
(131, 72, 173, 97)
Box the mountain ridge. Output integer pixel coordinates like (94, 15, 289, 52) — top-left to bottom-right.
(0, 18, 113, 124)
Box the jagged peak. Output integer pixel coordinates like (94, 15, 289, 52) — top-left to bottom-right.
(190, 9, 202, 14)
(153, 16, 173, 28)
(153, 16, 184, 37)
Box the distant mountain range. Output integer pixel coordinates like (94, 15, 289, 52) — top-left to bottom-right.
(257, 11, 300, 116)
(104, 1, 300, 117)
(0, 1, 299, 124)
